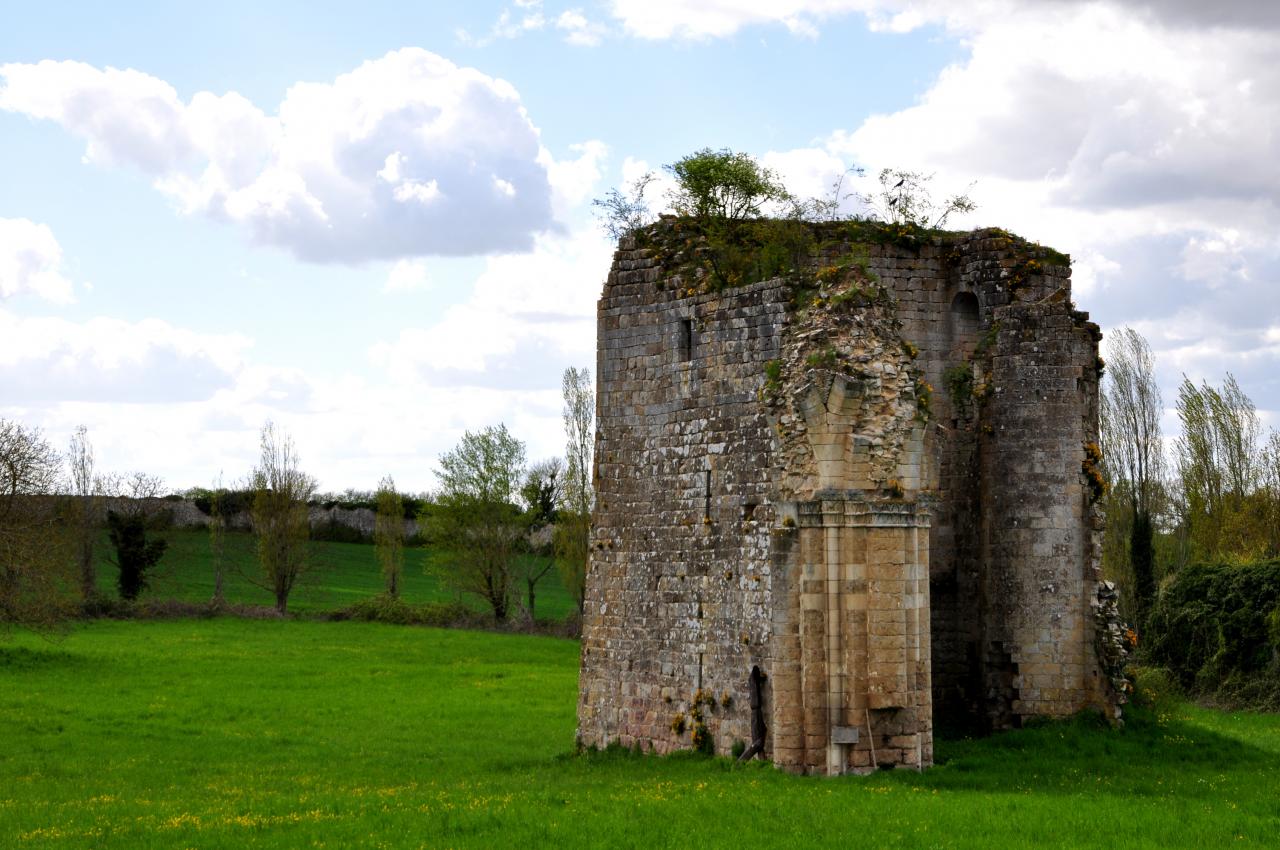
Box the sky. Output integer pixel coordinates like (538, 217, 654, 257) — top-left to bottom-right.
(2, 0, 1278, 494)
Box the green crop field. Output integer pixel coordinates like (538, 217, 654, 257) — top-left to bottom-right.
(87, 529, 575, 622)
(2, 618, 1278, 849)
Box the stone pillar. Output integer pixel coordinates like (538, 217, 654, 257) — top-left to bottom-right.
(788, 498, 932, 774)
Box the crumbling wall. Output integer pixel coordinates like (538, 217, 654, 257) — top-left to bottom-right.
(578, 219, 1112, 772)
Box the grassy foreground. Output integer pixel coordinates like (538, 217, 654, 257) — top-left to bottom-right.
(3, 619, 1279, 849)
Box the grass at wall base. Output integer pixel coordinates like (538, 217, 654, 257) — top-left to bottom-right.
(3, 620, 1279, 849)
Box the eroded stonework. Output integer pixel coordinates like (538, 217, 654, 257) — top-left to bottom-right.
(577, 220, 1114, 774)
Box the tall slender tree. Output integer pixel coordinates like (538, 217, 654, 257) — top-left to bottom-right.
(374, 475, 404, 599)
(555, 366, 594, 617)
(249, 422, 316, 614)
(1100, 327, 1164, 623)
(67, 425, 99, 600)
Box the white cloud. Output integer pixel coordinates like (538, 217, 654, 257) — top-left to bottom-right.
(369, 226, 612, 388)
(383, 259, 431, 293)
(1, 49, 558, 263)
(539, 140, 608, 218)
(0, 309, 248, 403)
(0, 218, 75, 303)
(608, 0, 885, 40)
(556, 10, 609, 45)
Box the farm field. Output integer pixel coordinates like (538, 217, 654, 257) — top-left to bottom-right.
(88, 529, 576, 622)
(2, 619, 1279, 849)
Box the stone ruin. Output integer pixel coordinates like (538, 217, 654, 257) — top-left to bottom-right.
(576, 218, 1122, 774)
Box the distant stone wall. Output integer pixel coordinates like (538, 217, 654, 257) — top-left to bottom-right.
(578, 219, 1111, 774)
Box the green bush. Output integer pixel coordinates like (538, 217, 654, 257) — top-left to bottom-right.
(1145, 560, 1280, 708)
(334, 595, 475, 627)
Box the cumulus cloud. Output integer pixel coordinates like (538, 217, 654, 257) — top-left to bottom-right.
(0, 309, 248, 403)
(369, 226, 612, 389)
(0, 218, 75, 303)
(0, 49, 558, 262)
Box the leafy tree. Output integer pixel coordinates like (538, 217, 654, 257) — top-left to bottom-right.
(0, 419, 76, 634)
(434, 424, 526, 621)
(105, 509, 167, 601)
(555, 366, 594, 616)
(249, 422, 317, 614)
(521, 458, 562, 530)
(518, 457, 562, 620)
(1174, 374, 1265, 563)
(374, 475, 405, 599)
(864, 168, 976, 229)
(664, 147, 790, 221)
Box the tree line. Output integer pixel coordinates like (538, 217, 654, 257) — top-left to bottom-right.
(0, 365, 595, 631)
(1101, 327, 1280, 623)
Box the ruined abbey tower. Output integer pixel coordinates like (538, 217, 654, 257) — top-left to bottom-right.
(576, 219, 1118, 774)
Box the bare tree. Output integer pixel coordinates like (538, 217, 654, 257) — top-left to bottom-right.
(67, 425, 99, 599)
(249, 422, 317, 614)
(374, 475, 404, 599)
(208, 474, 228, 607)
(1099, 327, 1164, 621)
(1, 419, 76, 633)
(555, 366, 594, 616)
(863, 168, 976, 229)
(433, 424, 526, 621)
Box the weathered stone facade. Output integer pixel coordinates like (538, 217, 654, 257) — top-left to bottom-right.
(577, 219, 1114, 774)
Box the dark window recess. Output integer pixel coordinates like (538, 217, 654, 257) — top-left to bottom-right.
(742, 501, 759, 520)
(704, 469, 711, 521)
(679, 318, 694, 361)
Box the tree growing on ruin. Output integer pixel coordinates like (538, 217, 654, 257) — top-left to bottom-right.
(433, 424, 526, 621)
(1100, 327, 1164, 623)
(555, 366, 594, 616)
(864, 168, 976, 230)
(0, 419, 77, 634)
(665, 148, 790, 222)
(374, 475, 404, 598)
(592, 171, 657, 241)
(249, 422, 317, 614)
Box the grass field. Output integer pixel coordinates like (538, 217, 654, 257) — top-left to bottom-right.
(2, 618, 1278, 848)
(89, 528, 576, 621)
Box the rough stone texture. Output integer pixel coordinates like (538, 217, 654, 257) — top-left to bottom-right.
(577, 220, 1115, 774)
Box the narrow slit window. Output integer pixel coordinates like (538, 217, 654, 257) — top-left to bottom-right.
(704, 469, 711, 522)
(679, 318, 693, 361)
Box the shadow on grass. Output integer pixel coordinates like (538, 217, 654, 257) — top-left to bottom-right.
(558, 697, 1278, 802)
(920, 701, 1277, 798)
(0, 644, 88, 672)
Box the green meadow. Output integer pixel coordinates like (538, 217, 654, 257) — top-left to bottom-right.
(2, 617, 1279, 849)
(88, 529, 576, 621)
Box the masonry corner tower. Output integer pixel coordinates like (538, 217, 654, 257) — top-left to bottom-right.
(576, 219, 1119, 774)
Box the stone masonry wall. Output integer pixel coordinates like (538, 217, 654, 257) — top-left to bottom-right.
(578, 219, 1112, 773)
